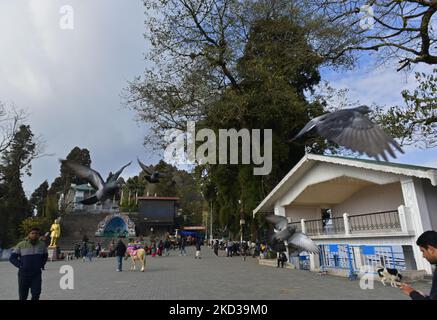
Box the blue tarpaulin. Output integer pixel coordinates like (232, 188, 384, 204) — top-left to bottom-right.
(179, 231, 200, 237)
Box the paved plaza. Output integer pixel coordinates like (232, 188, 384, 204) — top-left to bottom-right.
(0, 246, 432, 300)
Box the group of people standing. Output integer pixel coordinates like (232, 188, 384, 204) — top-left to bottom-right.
(211, 239, 264, 260)
(73, 241, 102, 262)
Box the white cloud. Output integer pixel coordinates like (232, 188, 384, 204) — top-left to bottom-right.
(323, 61, 433, 107)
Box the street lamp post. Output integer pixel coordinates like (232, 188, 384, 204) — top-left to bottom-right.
(239, 200, 245, 243)
(210, 201, 213, 242)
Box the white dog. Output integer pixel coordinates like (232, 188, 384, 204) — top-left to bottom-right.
(377, 267, 403, 287)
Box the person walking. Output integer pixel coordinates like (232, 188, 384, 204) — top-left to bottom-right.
(81, 241, 88, 262)
(400, 231, 437, 300)
(213, 240, 219, 256)
(74, 243, 80, 259)
(86, 242, 94, 262)
(195, 239, 202, 259)
(115, 237, 127, 272)
(9, 227, 48, 300)
(108, 240, 115, 257)
(180, 237, 187, 256)
(164, 238, 171, 256)
(151, 241, 157, 257)
(277, 251, 287, 268)
(95, 243, 101, 257)
(158, 240, 164, 256)
(227, 241, 233, 257)
(241, 241, 248, 261)
(233, 242, 238, 257)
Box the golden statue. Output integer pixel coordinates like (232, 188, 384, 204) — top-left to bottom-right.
(49, 218, 61, 247)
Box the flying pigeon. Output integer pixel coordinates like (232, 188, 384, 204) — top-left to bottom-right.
(266, 215, 320, 255)
(290, 105, 404, 161)
(60, 159, 131, 205)
(137, 157, 167, 183)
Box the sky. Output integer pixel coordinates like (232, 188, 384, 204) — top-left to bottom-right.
(0, 0, 435, 196)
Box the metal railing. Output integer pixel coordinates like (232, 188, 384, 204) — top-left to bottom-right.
(305, 219, 324, 236)
(348, 210, 401, 233)
(301, 210, 401, 236)
(290, 221, 302, 233)
(326, 217, 346, 234)
(305, 217, 345, 236)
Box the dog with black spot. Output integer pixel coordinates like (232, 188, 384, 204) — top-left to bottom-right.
(377, 267, 402, 287)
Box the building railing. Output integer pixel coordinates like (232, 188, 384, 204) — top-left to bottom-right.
(305, 219, 324, 236)
(73, 201, 119, 213)
(290, 221, 302, 233)
(305, 217, 345, 236)
(300, 206, 407, 237)
(348, 210, 401, 233)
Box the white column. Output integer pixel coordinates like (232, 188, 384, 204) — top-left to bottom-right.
(300, 219, 306, 234)
(401, 178, 433, 274)
(310, 252, 320, 271)
(353, 247, 362, 269)
(401, 178, 432, 234)
(397, 205, 408, 233)
(343, 213, 350, 236)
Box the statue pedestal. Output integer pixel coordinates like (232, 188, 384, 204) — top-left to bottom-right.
(48, 246, 57, 262)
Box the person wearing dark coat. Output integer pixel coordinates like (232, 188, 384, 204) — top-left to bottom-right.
(195, 239, 202, 259)
(115, 237, 127, 272)
(81, 241, 88, 262)
(163, 239, 171, 256)
(400, 231, 437, 300)
(9, 228, 48, 300)
(213, 240, 219, 256)
(74, 243, 80, 259)
(277, 252, 287, 268)
(179, 237, 187, 256)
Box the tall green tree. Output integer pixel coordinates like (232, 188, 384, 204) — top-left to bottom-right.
(126, 0, 351, 239)
(42, 194, 59, 222)
(195, 16, 331, 240)
(374, 69, 437, 148)
(306, 0, 437, 71)
(29, 180, 49, 217)
(125, 0, 354, 146)
(48, 147, 92, 215)
(0, 125, 38, 247)
(49, 146, 91, 195)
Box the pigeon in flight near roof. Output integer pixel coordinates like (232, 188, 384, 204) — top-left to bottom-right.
(266, 215, 320, 255)
(60, 159, 131, 205)
(290, 105, 404, 161)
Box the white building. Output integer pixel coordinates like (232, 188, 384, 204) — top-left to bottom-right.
(253, 154, 437, 276)
(63, 184, 118, 213)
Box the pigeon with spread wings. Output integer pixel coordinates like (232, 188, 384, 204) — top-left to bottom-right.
(290, 105, 404, 161)
(137, 157, 168, 183)
(266, 215, 320, 255)
(60, 159, 131, 205)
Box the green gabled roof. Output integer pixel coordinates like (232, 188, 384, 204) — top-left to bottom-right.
(322, 154, 436, 172)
